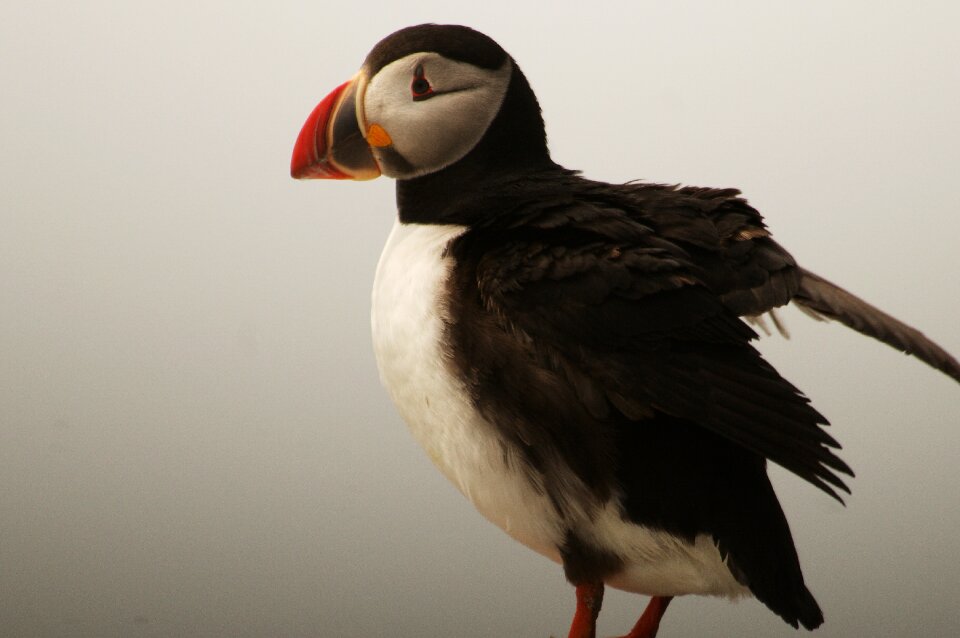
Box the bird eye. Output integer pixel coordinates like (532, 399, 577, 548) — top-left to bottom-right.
(411, 64, 435, 101)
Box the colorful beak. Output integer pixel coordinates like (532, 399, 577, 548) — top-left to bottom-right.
(290, 75, 381, 180)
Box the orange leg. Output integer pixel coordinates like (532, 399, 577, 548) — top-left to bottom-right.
(567, 581, 604, 638)
(616, 596, 673, 638)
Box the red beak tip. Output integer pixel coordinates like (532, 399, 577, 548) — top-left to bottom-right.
(290, 81, 353, 181)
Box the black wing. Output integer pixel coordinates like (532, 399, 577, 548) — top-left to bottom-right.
(450, 232, 851, 503)
(446, 175, 852, 500)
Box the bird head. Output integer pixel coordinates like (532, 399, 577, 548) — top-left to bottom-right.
(291, 24, 551, 184)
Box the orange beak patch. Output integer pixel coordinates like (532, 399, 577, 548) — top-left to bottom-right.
(366, 123, 393, 148)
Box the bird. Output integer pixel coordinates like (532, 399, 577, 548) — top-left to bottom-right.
(290, 24, 960, 638)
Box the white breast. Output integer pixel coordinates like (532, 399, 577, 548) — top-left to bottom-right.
(371, 220, 565, 561)
(370, 220, 748, 599)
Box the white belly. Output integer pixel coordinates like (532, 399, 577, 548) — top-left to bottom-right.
(371, 220, 564, 561)
(370, 220, 748, 599)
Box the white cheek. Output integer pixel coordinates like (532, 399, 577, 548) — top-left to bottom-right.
(392, 89, 505, 175)
(364, 55, 512, 178)
(364, 79, 415, 132)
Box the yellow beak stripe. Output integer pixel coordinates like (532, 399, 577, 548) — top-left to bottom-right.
(366, 123, 392, 148)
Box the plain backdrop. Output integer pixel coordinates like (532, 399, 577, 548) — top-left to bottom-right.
(2, 2, 958, 637)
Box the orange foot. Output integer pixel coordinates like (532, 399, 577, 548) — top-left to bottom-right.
(614, 596, 673, 638)
(567, 582, 604, 638)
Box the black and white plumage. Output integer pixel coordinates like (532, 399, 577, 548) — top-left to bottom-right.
(291, 24, 960, 637)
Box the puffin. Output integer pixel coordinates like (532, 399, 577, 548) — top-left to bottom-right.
(290, 24, 960, 638)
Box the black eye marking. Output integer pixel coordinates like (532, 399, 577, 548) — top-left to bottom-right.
(411, 64, 435, 101)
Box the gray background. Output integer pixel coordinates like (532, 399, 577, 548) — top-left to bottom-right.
(2, 2, 958, 637)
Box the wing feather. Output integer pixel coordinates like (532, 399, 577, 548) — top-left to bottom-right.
(456, 219, 853, 501)
(794, 268, 960, 382)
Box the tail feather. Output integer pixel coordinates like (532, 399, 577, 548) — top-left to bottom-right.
(793, 268, 960, 383)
